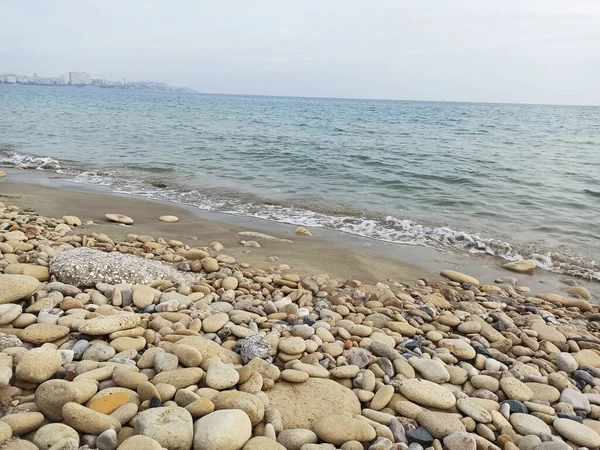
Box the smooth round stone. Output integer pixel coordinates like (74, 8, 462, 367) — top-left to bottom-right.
(212, 391, 264, 426)
(4, 263, 49, 281)
(222, 277, 239, 290)
(456, 398, 492, 423)
(440, 270, 480, 285)
(1, 412, 44, 435)
(370, 385, 395, 411)
(457, 321, 482, 334)
(439, 339, 476, 360)
(409, 358, 450, 384)
(159, 215, 179, 222)
(509, 413, 551, 436)
(118, 435, 163, 450)
(63, 402, 122, 434)
(0, 274, 40, 304)
(134, 407, 193, 450)
(83, 344, 116, 362)
(15, 347, 62, 384)
(398, 379, 456, 409)
(185, 398, 215, 419)
(313, 415, 376, 445)
(502, 260, 536, 273)
(517, 435, 542, 450)
(0, 421, 11, 442)
(279, 337, 307, 355)
(553, 418, 600, 447)
(281, 369, 309, 383)
(471, 375, 499, 392)
(243, 436, 286, 450)
(557, 352, 579, 373)
(1, 439, 38, 450)
(500, 377, 534, 402)
(443, 432, 477, 450)
(525, 383, 560, 403)
(206, 360, 240, 390)
(110, 336, 146, 352)
(202, 313, 229, 333)
(132, 285, 157, 309)
(0, 304, 22, 325)
(33, 424, 79, 450)
(151, 367, 205, 389)
(417, 411, 466, 439)
(276, 429, 318, 450)
(154, 351, 179, 373)
(502, 400, 528, 414)
(35, 379, 80, 421)
(201, 257, 220, 273)
(105, 213, 134, 224)
(193, 409, 252, 450)
(97, 428, 118, 450)
(172, 344, 203, 367)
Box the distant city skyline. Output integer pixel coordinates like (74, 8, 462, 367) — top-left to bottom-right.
(0, 70, 196, 92)
(1, 1, 599, 105)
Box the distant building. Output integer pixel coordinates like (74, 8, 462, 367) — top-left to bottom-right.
(69, 72, 92, 86)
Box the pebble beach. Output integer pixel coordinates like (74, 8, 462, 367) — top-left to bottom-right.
(1, 179, 600, 450)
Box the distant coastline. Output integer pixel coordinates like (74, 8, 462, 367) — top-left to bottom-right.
(0, 70, 197, 93)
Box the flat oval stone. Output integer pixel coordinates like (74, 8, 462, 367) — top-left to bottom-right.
(398, 379, 456, 410)
(105, 213, 134, 224)
(0, 274, 40, 304)
(440, 270, 480, 285)
(20, 323, 70, 344)
(553, 418, 600, 447)
(313, 415, 376, 445)
(509, 413, 551, 436)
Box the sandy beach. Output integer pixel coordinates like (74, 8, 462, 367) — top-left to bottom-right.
(2, 169, 597, 299)
(1, 169, 600, 450)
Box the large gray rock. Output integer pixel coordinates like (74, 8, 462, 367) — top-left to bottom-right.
(50, 247, 200, 287)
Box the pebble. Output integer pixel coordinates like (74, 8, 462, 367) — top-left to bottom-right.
(158, 215, 179, 222)
(105, 213, 134, 224)
(134, 406, 193, 450)
(510, 413, 551, 436)
(62, 402, 122, 434)
(205, 359, 240, 390)
(314, 415, 376, 445)
(553, 418, 600, 447)
(0, 274, 40, 304)
(193, 409, 252, 450)
(398, 379, 456, 409)
(3, 202, 600, 450)
(32, 423, 79, 449)
(15, 347, 62, 383)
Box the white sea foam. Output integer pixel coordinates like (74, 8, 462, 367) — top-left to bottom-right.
(0, 149, 61, 171)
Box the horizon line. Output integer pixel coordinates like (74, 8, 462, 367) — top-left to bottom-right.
(2, 83, 598, 108)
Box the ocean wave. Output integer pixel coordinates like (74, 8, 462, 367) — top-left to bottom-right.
(2, 148, 599, 281)
(0, 148, 62, 171)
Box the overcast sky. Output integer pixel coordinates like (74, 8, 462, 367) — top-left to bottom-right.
(1, 0, 599, 105)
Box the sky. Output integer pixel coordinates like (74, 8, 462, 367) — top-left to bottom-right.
(1, 0, 600, 105)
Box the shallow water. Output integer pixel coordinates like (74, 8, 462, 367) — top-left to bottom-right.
(1, 85, 599, 280)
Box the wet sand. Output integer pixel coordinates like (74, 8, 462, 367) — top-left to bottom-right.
(1, 168, 598, 299)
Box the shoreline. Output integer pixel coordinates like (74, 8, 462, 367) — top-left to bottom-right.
(1, 167, 598, 299)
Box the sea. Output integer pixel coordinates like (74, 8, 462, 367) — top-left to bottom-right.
(1, 85, 599, 281)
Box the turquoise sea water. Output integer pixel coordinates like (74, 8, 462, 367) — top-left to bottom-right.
(1, 85, 599, 280)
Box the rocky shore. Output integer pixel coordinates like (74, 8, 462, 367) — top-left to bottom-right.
(0, 199, 599, 450)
